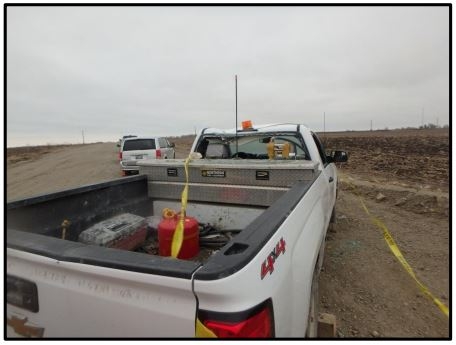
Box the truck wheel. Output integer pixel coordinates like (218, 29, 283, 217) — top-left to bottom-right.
(305, 267, 319, 338)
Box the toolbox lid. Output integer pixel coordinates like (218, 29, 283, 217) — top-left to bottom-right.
(137, 158, 319, 170)
(138, 159, 319, 188)
(78, 213, 146, 246)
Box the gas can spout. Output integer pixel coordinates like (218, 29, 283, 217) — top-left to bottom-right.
(162, 208, 176, 219)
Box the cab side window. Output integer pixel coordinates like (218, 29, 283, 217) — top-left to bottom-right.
(311, 132, 327, 166)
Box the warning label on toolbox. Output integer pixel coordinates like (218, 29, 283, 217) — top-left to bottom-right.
(201, 170, 226, 178)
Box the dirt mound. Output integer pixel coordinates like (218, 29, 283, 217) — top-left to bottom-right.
(339, 176, 449, 218)
(7, 145, 67, 165)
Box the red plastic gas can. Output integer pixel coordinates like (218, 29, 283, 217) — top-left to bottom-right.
(158, 214, 199, 259)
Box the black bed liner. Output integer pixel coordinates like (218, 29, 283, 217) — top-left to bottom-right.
(7, 172, 319, 280)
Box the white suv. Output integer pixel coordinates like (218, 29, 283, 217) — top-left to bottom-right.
(120, 137, 175, 175)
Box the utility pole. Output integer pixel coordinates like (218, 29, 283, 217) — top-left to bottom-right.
(82, 130, 85, 144)
(421, 107, 424, 127)
(370, 120, 373, 131)
(323, 112, 326, 136)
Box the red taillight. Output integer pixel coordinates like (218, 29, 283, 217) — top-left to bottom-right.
(118, 151, 122, 160)
(198, 301, 274, 338)
(156, 149, 161, 158)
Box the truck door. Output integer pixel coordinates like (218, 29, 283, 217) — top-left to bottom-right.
(310, 133, 337, 220)
(166, 138, 175, 158)
(158, 138, 173, 159)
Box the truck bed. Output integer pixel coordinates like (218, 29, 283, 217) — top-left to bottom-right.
(7, 159, 319, 280)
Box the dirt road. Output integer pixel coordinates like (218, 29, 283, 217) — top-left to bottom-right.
(7, 143, 121, 200)
(6, 140, 193, 201)
(6, 131, 449, 338)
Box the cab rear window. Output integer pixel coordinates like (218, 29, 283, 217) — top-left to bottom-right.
(123, 139, 156, 151)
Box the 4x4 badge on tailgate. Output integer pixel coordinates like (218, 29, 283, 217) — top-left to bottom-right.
(261, 237, 286, 280)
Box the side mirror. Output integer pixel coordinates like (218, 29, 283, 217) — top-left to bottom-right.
(116, 143, 120, 148)
(170, 142, 175, 148)
(332, 150, 348, 163)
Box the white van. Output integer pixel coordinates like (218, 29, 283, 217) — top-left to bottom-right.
(120, 137, 175, 175)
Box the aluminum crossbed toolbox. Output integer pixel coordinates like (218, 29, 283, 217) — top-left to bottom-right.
(138, 159, 318, 186)
(138, 159, 319, 206)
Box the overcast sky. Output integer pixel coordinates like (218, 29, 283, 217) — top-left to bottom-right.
(6, 5, 450, 147)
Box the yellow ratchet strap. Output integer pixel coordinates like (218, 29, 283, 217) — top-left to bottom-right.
(171, 156, 191, 258)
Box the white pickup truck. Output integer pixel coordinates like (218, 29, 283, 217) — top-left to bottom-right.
(6, 123, 347, 338)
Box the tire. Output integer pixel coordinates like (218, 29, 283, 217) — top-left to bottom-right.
(305, 266, 320, 338)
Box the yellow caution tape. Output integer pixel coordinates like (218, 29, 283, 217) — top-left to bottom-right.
(195, 318, 217, 338)
(171, 156, 191, 258)
(341, 176, 449, 318)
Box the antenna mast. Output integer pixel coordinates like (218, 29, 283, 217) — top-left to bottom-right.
(235, 75, 238, 155)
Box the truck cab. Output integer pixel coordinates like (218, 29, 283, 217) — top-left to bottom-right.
(191, 122, 345, 243)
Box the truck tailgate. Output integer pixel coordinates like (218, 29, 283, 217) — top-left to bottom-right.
(7, 248, 198, 338)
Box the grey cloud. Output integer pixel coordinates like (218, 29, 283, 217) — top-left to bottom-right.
(6, 6, 449, 146)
